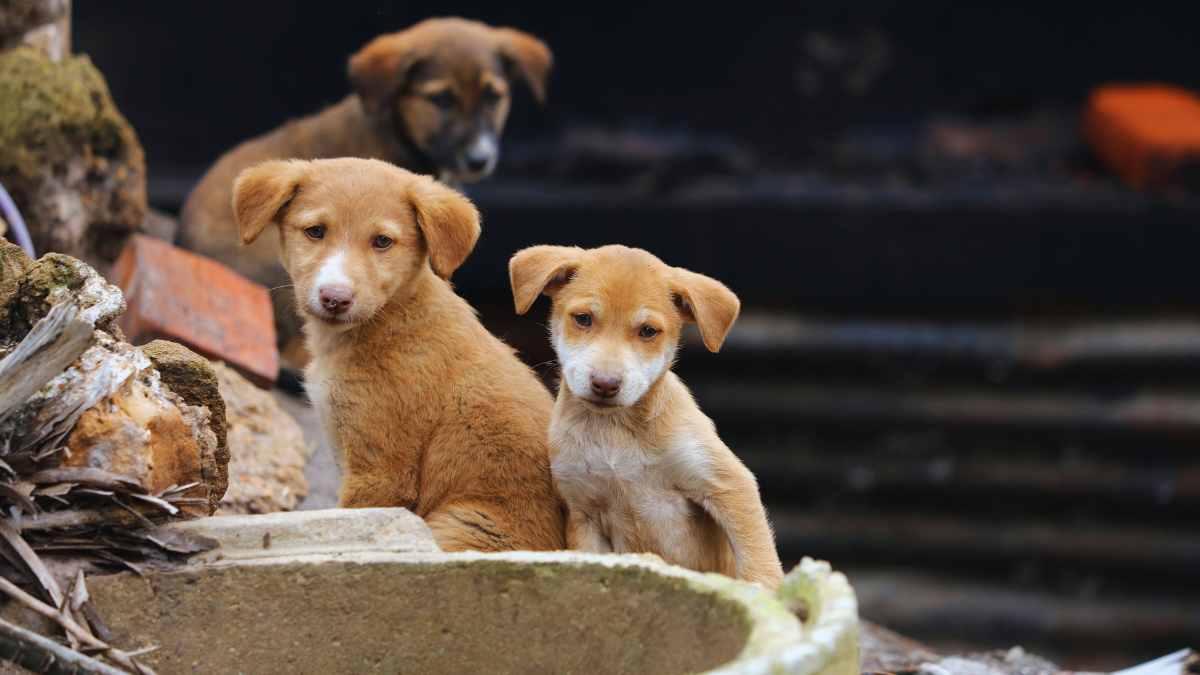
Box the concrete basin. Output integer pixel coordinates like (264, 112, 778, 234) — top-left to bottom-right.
(88, 509, 858, 674)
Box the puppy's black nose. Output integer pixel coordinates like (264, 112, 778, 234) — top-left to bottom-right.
(318, 285, 354, 315)
(590, 373, 622, 399)
(463, 151, 491, 173)
(462, 135, 497, 174)
(463, 148, 492, 171)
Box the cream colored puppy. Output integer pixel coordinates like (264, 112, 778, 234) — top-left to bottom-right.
(510, 244, 784, 588)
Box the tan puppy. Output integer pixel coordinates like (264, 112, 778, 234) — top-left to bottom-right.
(182, 18, 552, 357)
(233, 158, 564, 552)
(509, 245, 784, 588)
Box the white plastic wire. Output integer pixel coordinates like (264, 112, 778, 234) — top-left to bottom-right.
(0, 181, 36, 258)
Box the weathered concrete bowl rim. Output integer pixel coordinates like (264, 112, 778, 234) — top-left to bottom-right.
(197, 548, 853, 675)
(760, 558, 859, 675)
(162, 510, 857, 674)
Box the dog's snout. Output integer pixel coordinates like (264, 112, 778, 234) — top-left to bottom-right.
(589, 373, 622, 399)
(318, 285, 354, 315)
(462, 135, 497, 173)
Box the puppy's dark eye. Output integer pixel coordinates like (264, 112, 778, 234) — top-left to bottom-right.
(372, 234, 394, 251)
(304, 225, 326, 240)
(572, 313, 592, 328)
(427, 91, 456, 110)
(639, 325, 660, 339)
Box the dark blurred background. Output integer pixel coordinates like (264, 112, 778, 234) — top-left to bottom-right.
(76, 2, 1200, 669)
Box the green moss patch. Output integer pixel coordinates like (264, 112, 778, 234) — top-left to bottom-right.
(0, 47, 140, 180)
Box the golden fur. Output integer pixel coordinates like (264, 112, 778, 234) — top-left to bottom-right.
(181, 18, 551, 359)
(234, 158, 564, 552)
(510, 245, 784, 588)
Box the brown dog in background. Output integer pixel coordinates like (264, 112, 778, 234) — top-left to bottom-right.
(233, 158, 564, 552)
(181, 18, 551, 361)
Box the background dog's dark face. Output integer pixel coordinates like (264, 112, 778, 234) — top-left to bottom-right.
(349, 18, 552, 184)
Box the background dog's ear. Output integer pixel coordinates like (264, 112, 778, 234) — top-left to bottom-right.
(232, 160, 306, 245)
(409, 176, 481, 279)
(494, 28, 553, 104)
(348, 33, 420, 111)
(509, 245, 582, 315)
(671, 268, 741, 353)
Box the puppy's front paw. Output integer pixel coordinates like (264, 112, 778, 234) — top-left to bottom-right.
(743, 567, 785, 591)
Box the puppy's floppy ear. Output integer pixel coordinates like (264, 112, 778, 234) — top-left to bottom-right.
(408, 175, 481, 279)
(231, 160, 307, 245)
(494, 28, 552, 104)
(509, 245, 582, 315)
(348, 33, 420, 110)
(671, 268, 740, 353)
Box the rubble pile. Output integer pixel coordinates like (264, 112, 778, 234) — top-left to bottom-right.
(0, 239, 227, 673)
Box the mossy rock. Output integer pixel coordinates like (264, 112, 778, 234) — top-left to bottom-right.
(0, 47, 146, 265)
(8, 252, 86, 327)
(0, 238, 30, 299)
(0, 237, 31, 335)
(0, 46, 133, 179)
(0, 248, 124, 345)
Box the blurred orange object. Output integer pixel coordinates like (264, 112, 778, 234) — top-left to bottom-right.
(1083, 84, 1200, 190)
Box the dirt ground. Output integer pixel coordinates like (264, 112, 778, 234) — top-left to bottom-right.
(272, 390, 341, 510)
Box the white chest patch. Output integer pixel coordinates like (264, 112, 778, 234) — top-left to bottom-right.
(303, 360, 342, 466)
(551, 429, 715, 568)
(552, 442, 654, 499)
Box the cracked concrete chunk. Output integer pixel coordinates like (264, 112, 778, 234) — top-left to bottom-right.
(164, 508, 438, 560)
(142, 339, 228, 512)
(61, 337, 219, 516)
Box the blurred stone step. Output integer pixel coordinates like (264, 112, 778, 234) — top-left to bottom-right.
(691, 380, 1200, 434)
(772, 510, 1200, 574)
(743, 449, 1199, 507)
(151, 172, 1200, 313)
(461, 182, 1200, 313)
(848, 566, 1200, 668)
(697, 313, 1200, 373)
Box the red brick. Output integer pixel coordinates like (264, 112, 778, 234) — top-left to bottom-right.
(1084, 84, 1200, 190)
(111, 235, 278, 385)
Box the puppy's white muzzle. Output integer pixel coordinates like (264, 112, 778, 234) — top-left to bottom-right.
(307, 250, 356, 324)
(553, 332, 673, 408)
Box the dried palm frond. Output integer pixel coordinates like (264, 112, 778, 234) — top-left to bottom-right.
(0, 460, 217, 674)
(0, 247, 220, 672)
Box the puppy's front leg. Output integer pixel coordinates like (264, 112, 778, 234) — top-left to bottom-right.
(338, 455, 421, 510)
(566, 508, 612, 552)
(694, 461, 784, 589)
